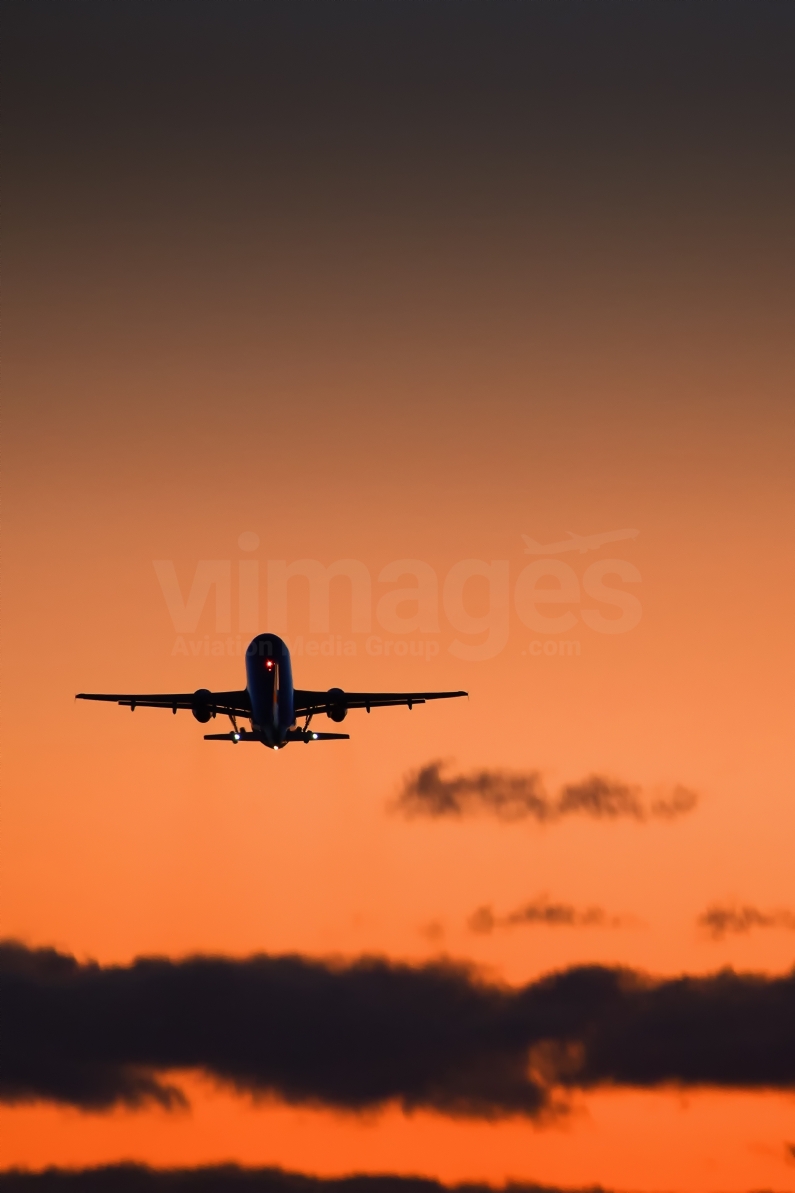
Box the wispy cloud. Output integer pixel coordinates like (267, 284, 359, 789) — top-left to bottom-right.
(699, 903, 795, 939)
(418, 920, 446, 944)
(468, 897, 621, 935)
(394, 761, 697, 824)
(3, 942, 794, 1118)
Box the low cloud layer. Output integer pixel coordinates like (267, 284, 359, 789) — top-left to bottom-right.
(0, 1166, 602, 1193)
(394, 761, 697, 824)
(699, 903, 795, 939)
(2, 942, 794, 1118)
(468, 897, 621, 935)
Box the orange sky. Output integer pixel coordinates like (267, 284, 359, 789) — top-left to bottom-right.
(3, 4, 795, 1189)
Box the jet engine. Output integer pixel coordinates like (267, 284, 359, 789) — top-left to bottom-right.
(326, 687, 347, 722)
(191, 688, 214, 723)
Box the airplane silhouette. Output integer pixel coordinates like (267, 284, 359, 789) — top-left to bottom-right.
(522, 529, 639, 555)
(76, 633, 466, 750)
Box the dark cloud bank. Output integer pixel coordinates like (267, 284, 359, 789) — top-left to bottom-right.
(2, 942, 794, 1117)
(395, 762, 697, 823)
(0, 1168, 602, 1193)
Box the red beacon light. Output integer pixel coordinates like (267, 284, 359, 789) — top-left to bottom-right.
(264, 659, 275, 670)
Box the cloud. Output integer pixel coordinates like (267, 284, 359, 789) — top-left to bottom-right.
(394, 761, 697, 824)
(468, 898, 618, 935)
(2, 942, 795, 1118)
(394, 761, 550, 822)
(648, 786, 699, 819)
(0, 942, 545, 1118)
(418, 921, 446, 944)
(0, 1164, 605, 1193)
(698, 903, 795, 939)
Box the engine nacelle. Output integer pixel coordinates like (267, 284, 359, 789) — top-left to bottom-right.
(192, 688, 214, 723)
(326, 687, 347, 722)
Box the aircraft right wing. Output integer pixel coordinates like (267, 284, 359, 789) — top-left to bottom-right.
(293, 688, 467, 717)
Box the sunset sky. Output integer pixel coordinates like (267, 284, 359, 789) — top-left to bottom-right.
(3, 3, 795, 1190)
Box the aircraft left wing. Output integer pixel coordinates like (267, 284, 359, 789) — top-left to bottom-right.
(293, 688, 467, 717)
(75, 689, 251, 716)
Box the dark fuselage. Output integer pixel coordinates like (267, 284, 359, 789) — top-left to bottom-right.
(245, 633, 295, 747)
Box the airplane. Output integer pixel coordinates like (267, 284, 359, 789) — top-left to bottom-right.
(522, 529, 639, 556)
(76, 632, 467, 750)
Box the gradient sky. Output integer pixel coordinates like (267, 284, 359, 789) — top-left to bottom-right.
(3, 2, 795, 1189)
